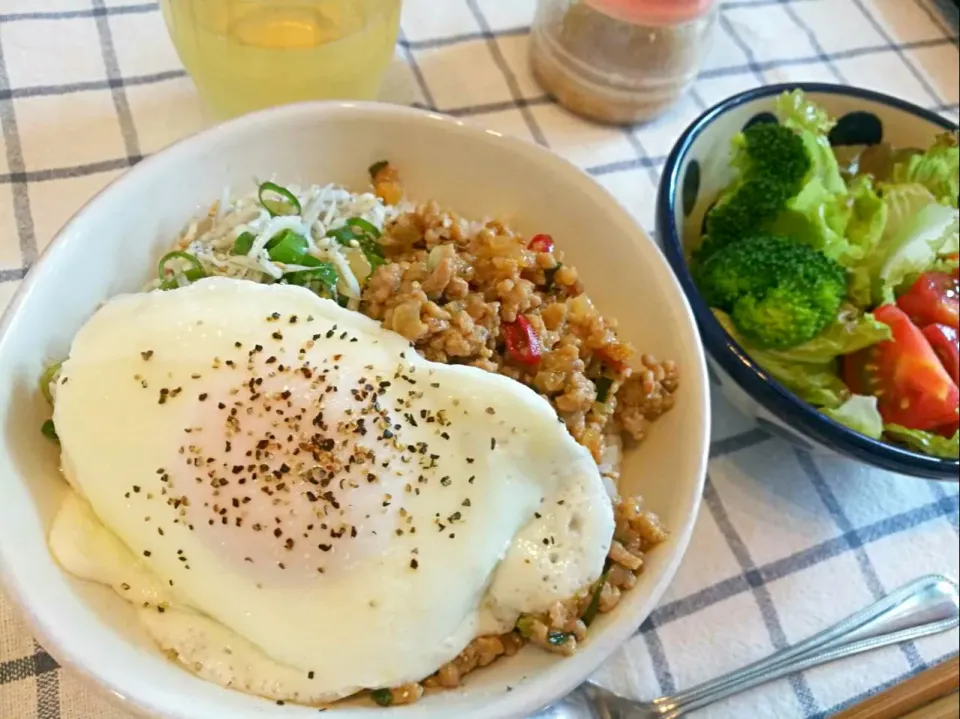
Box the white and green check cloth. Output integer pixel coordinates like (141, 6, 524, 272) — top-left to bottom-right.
(1, 1, 958, 718)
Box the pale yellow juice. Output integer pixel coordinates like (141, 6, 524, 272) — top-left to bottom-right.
(161, 0, 402, 119)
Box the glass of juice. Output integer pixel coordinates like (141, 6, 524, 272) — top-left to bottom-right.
(161, 0, 402, 120)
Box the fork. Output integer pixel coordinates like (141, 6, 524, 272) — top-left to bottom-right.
(536, 574, 960, 719)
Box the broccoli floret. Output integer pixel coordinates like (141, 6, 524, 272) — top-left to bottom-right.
(697, 235, 847, 349)
(697, 123, 811, 261)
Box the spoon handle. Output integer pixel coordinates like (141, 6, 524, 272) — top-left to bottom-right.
(653, 574, 960, 718)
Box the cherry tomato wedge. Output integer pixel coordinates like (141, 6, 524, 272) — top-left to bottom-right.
(922, 323, 959, 386)
(502, 315, 542, 366)
(896, 271, 959, 329)
(843, 305, 960, 431)
(528, 234, 555, 253)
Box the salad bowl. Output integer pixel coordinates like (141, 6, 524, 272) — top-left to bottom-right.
(658, 83, 958, 481)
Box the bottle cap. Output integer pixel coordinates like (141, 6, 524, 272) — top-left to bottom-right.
(584, 0, 714, 25)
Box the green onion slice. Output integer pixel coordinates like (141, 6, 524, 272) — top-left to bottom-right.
(515, 615, 536, 638)
(594, 377, 613, 404)
(39, 361, 63, 405)
(326, 225, 358, 245)
(232, 231, 256, 255)
(546, 631, 572, 646)
(370, 689, 393, 707)
(581, 570, 609, 627)
(267, 230, 322, 267)
(258, 181, 301, 217)
(158, 251, 206, 290)
(284, 263, 338, 298)
(345, 217, 381, 238)
(41, 419, 59, 443)
(544, 263, 563, 290)
(327, 219, 385, 271)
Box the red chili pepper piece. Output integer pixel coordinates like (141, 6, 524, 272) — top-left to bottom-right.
(528, 233, 555, 253)
(503, 315, 542, 366)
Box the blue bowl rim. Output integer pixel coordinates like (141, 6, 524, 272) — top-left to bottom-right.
(657, 81, 960, 481)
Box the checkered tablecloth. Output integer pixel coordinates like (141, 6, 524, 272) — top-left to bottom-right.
(1, 1, 958, 718)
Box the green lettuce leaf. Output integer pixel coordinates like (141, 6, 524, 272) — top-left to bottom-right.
(930, 253, 960, 275)
(877, 202, 958, 304)
(884, 425, 960, 459)
(891, 131, 959, 209)
(769, 93, 888, 268)
(858, 183, 959, 304)
(713, 306, 889, 408)
(714, 309, 852, 408)
(760, 306, 892, 364)
(776, 90, 846, 195)
(822, 395, 884, 439)
(846, 175, 889, 261)
(847, 265, 874, 310)
(896, 250, 960, 298)
(767, 179, 856, 263)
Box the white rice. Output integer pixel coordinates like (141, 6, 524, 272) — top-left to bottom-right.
(150, 181, 401, 310)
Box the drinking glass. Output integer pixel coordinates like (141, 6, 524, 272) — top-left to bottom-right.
(161, 0, 402, 120)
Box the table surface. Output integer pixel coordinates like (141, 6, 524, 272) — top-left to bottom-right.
(0, 1, 958, 718)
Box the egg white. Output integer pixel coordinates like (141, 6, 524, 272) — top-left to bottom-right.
(51, 277, 614, 703)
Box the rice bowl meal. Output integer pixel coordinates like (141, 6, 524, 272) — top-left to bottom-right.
(39, 162, 678, 709)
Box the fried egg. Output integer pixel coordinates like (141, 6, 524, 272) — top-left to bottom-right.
(50, 277, 614, 703)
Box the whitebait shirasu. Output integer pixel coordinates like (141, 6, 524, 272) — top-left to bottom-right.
(148, 181, 399, 310)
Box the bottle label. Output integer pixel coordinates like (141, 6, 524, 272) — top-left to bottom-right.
(584, 0, 714, 25)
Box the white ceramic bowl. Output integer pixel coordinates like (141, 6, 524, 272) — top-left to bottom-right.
(0, 102, 709, 719)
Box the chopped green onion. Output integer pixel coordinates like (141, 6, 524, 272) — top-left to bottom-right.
(359, 239, 386, 271)
(232, 231, 256, 255)
(515, 615, 536, 638)
(368, 160, 389, 179)
(284, 263, 339, 299)
(345, 217, 381, 238)
(158, 251, 206, 290)
(547, 631, 572, 646)
(327, 219, 385, 271)
(40, 361, 63, 405)
(325, 225, 358, 245)
(581, 571, 609, 627)
(370, 689, 393, 707)
(267, 230, 322, 267)
(41, 419, 59, 443)
(544, 263, 563, 290)
(594, 377, 613, 404)
(258, 181, 301, 217)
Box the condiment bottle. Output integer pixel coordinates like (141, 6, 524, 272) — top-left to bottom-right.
(530, 0, 716, 125)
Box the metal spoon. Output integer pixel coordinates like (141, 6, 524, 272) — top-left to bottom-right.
(536, 574, 959, 719)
